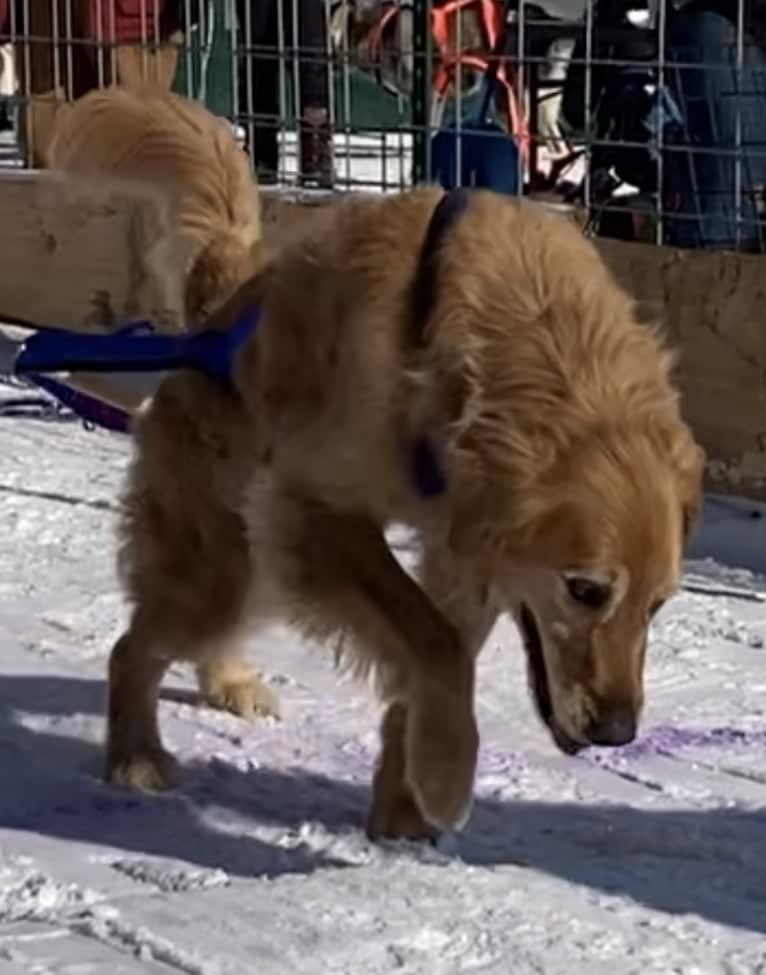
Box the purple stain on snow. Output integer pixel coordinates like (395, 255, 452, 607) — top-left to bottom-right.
(478, 725, 766, 777)
(305, 722, 765, 787)
(591, 724, 766, 762)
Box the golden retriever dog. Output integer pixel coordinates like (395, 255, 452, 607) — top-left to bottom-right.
(46, 84, 261, 327)
(106, 187, 704, 841)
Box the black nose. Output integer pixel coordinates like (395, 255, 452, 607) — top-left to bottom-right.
(587, 708, 637, 747)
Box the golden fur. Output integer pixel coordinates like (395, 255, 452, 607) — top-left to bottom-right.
(46, 84, 262, 327)
(107, 188, 704, 839)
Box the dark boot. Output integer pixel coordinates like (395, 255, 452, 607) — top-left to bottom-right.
(299, 107, 335, 189)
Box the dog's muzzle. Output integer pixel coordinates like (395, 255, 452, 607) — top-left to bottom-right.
(519, 603, 585, 755)
(519, 603, 639, 753)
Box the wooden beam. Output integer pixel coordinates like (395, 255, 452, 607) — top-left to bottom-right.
(2, 176, 763, 501)
(0, 170, 183, 332)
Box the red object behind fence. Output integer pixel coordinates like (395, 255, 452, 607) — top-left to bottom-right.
(84, 0, 177, 44)
(0, 2, 179, 44)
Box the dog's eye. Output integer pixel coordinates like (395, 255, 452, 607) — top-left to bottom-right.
(565, 576, 612, 610)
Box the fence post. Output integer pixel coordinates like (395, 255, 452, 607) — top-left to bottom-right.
(411, 0, 431, 185)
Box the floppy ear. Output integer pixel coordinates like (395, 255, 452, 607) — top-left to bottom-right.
(650, 407, 706, 546)
(395, 346, 485, 515)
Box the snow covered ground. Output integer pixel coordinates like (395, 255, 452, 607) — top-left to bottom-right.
(0, 384, 765, 974)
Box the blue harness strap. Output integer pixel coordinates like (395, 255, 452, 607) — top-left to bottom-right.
(409, 187, 472, 348)
(14, 306, 261, 385)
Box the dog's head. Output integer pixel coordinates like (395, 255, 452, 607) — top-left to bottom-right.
(499, 425, 704, 754)
(430, 196, 705, 754)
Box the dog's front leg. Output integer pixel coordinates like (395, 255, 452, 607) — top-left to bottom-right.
(261, 495, 479, 834)
(367, 539, 501, 840)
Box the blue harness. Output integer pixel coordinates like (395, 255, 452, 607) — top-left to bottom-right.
(10, 189, 472, 499)
(15, 307, 261, 384)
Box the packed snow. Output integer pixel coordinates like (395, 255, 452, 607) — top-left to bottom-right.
(0, 383, 765, 975)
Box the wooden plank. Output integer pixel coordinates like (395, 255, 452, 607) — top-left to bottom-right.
(0, 170, 183, 332)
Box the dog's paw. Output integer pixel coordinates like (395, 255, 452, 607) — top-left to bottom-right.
(366, 788, 441, 843)
(200, 666, 281, 720)
(405, 687, 478, 833)
(105, 748, 179, 792)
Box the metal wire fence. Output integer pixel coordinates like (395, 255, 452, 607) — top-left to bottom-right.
(1, 0, 765, 251)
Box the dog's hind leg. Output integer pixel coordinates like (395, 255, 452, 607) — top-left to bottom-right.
(106, 619, 277, 791)
(367, 539, 500, 840)
(106, 373, 279, 790)
(106, 615, 177, 791)
(196, 647, 280, 720)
